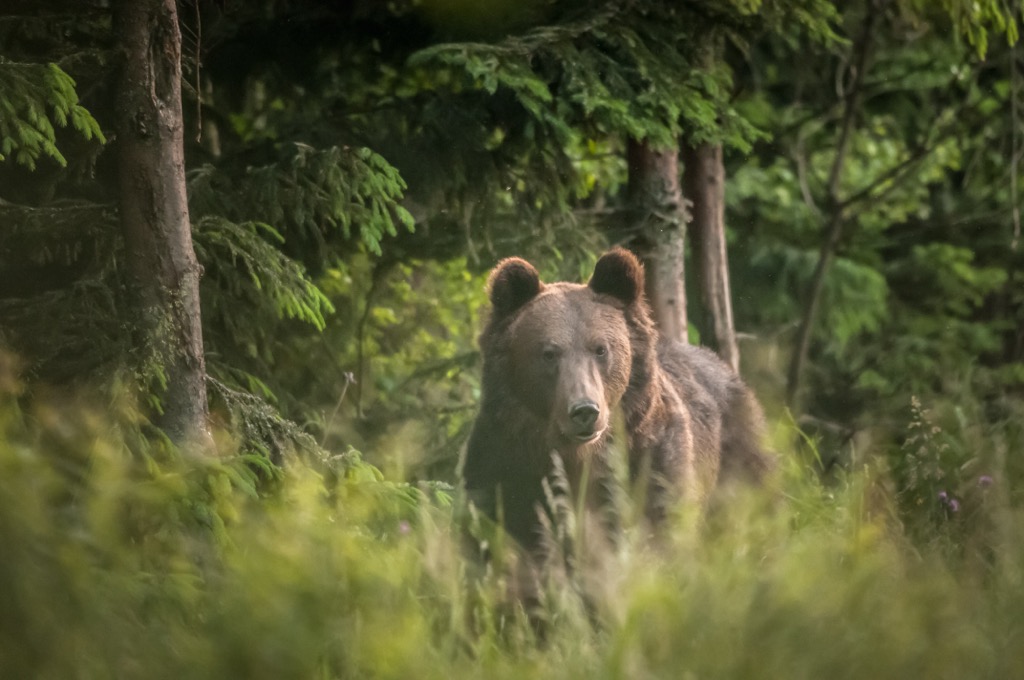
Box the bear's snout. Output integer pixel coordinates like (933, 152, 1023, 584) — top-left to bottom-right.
(568, 401, 601, 439)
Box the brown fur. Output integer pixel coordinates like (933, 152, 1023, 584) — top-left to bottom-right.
(461, 248, 772, 553)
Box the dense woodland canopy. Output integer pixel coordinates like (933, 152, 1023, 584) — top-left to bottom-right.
(2, 1, 1024, 677)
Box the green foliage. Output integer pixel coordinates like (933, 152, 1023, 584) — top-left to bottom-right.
(902, 0, 1020, 55)
(188, 143, 414, 260)
(194, 216, 334, 332)
(0, 273, 127, 383)
(0, 60, 105, 169)
(409, 2, 766, 151)
(183, 140, 416, 428)
(897, 244, 1008, 318)
(893, 396, 985, 543)
(728, 2, 1021, 441)
(288, 255, 489, 481)
(734, 243, 889, 350)
(823, 257, 890, 349)
(830, 243, 1011, 405)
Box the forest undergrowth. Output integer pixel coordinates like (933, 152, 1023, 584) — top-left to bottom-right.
(2, 356, 1023, 680)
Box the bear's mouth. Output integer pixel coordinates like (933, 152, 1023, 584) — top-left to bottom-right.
(573, 428, 605, 444)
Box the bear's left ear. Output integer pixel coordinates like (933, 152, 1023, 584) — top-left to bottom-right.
(488, 256, 543, 318)
(589, 247, 644, 305)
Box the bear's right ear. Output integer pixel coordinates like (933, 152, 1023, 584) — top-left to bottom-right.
(487, 257, 542, 317)
(589, 247, 644, 305)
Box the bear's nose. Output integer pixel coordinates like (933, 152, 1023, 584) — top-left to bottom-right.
(569, 401, 600, 431)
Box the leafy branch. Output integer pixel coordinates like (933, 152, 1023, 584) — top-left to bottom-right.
(409, 1, 763, 150)
(189, 144, 414, 259)
(0, 59, 105, 169)
(193, 216, 334, 332)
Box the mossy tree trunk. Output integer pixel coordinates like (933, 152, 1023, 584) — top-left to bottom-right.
(683, 141, 740, 372)
(626, 138, 689, 344)
(114, 0, 209, 447)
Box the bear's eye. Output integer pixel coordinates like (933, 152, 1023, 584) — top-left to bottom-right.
(542, 347, 559, 363)
(594, 345, 607, 357)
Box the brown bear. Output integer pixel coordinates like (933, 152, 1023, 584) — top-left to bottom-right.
(461, 247, 773, 554)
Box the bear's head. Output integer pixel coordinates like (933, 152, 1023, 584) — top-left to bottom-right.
(482, 248, 648, 451)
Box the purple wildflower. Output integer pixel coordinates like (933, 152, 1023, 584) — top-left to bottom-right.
(937, 490, 960, 514)
(978, 475, 994, 488)
(398, 520, 411, 535)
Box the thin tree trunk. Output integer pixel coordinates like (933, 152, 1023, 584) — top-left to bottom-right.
(785, 212, 844, 409)
(626, 137, 688, 343)
(683, 141, 739, 372)
(1006, 39, 1022, 363)
(785, 4, 879, 410)
(114, 0, 209, 447)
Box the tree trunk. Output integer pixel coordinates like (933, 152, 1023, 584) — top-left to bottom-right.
(626, 138, 688, 343)
(114, 0, 209, 447)
(785, 5, 879, 411)
(682, 141, 739, 372)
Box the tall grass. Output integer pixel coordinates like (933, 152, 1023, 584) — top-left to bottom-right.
(2, 373, 1023, 678)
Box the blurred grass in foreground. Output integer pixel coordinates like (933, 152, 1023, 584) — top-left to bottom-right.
(1, 365, 1023, 679)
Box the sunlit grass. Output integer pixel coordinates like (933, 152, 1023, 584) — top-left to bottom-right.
(2, 377, 1023, 679)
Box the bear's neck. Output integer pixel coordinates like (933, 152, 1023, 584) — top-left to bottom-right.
(622, 341, 678, 442)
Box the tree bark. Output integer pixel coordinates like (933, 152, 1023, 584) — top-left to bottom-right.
(682, 141, 739, 372)
(626, 138, 688, 343)
(114, 0, 209, 447)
